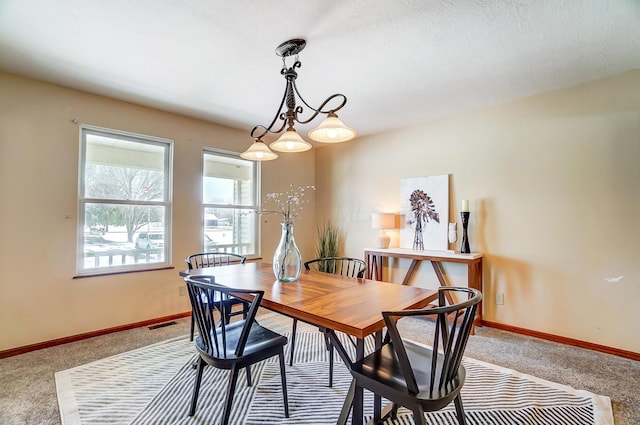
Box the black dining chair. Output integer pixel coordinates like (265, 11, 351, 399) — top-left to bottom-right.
(289, 257, 366, 387)
(184, 275, 289, 425)
(304, 256, 367, 278)
(185, 252, 248, 341)
(344, 287, 481, 425)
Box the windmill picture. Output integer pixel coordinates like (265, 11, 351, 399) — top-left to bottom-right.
(400, 175, 449, 251)
(408, 189, 440, 249)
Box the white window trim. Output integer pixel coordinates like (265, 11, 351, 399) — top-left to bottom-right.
(202, 147, 261, 259)
(77, 124, 174, 275)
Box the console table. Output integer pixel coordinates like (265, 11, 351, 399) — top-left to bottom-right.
(364, 248, 484, 329)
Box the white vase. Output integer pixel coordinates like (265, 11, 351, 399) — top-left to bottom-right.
(448, 222, 457, 244)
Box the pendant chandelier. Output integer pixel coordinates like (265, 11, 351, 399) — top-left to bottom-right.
(241, 39, 356, 161)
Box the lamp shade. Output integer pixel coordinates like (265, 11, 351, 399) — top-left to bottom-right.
(371, 212, 397, 230)
(372, 213, 398, 248)
(308, 113, 356, 143)
(270, 129, 313, 152)
(240, 139, 278, 161)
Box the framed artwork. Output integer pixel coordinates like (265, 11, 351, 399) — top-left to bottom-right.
(400, 175, 449, 251)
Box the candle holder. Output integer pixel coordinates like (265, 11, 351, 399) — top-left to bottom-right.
(460, 211, 470, 253)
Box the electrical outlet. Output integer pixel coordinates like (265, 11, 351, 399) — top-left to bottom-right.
(179, 286, 186, 296)
(495, 293, 504, 305)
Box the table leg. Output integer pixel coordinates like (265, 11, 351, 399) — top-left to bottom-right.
(374, 255, 383, 280)
(373, 331, 382, 422)
(402, 259, 420, 285)
(367, 254, 384, 281)
(468, 259, 483, 328)
(431, 262, 455, 305)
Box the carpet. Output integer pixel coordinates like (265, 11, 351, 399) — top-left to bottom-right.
(55, 314, 613, 425)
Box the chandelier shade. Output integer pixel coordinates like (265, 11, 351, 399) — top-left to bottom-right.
(308, 113, 356, 143)
(270, 129, 312, 153)
(241, 38, 355, 161)
(239, 139, 278, 161)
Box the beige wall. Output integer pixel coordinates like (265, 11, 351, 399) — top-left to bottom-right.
(315, 70, 640, 353)
(0, 72, 315, 351)
(2, 70, 638, 354)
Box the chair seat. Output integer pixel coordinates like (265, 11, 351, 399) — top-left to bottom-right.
(353, 340, 465, 409)
(196, 320, 288, 368)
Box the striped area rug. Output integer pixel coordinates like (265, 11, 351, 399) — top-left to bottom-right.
(55, 316, 613, 425)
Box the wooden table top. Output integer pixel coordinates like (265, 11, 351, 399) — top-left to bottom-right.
(180, 262, 438, 339)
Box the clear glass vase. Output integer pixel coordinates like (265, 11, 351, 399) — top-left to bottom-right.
(273, 222, 302, 282)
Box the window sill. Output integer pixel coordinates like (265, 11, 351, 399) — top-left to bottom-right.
(73, 266, 175, 279)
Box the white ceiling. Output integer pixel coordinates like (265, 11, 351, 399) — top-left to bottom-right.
(1, 1, 639, 140)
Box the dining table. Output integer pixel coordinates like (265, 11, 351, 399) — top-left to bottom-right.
(180, 261, 438, 425)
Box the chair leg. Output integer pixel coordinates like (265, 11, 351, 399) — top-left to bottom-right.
(245, 365, 252, 386)
(453, 395, 467, 425)
(221, 365, 241, 425)
(337, 379, 356, 425)
(189, 314, 195, 341)
(373, 393, 381, 422)
(188, 357, 205, 416)
(242, 301, 249, 319)
(289, 318, 298, 366)
(278, 350, 289, 418)
(411, 405, 427, 425)
(391, 403, 399, 420)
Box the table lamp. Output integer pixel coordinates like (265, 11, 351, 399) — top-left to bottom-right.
(371, 213, 398, 249)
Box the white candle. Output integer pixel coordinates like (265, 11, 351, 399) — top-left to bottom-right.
(461, 199, 469, 212)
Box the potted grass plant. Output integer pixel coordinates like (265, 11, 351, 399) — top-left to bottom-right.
(315, 222, 341, 272)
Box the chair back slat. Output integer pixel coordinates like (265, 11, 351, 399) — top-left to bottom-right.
(449, 306, 476, 381)
(233, 289, 264, 356)
(184, 275, 263, 359)
(304, 257, 366, 278)
(438, 309, 459, 389)
(185, 252, 247, 270)
(428, 313, 443, 394)
(382, 287, 481, 397)
(383, 311, 420, 394)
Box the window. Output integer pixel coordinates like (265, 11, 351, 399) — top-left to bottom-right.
(202, 149, 259, 256)
(78, 126, 173, 274)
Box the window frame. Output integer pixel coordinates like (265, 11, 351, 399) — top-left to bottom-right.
(77, 125, 174, 276)
(201, 147, 260, 258)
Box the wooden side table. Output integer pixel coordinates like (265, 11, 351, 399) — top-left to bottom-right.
(364, 248, 484, 329)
